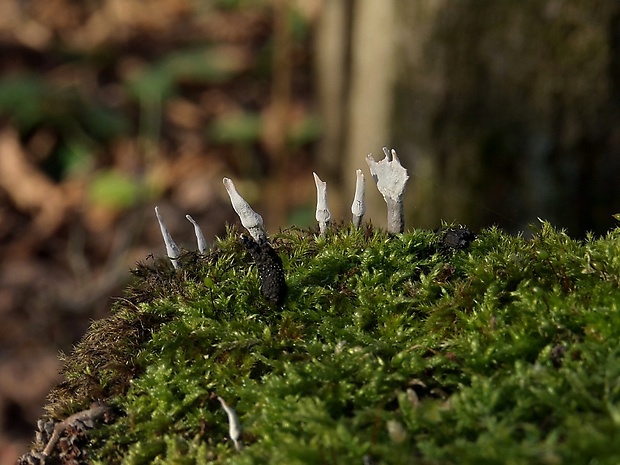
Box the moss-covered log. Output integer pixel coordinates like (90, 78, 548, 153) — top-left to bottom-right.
(22, 222, 620, 464)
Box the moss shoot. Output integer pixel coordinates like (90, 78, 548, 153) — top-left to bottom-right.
(30, 221, 620, 464)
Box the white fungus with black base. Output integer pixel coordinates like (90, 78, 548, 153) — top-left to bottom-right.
(154, 206, 181, 269)
(313, 172, 331, 235)
(154, 147, 409, 266)
(365, 147, 409, 234)
(217, 396, 243, 451)
(351, 169, 366, 228)
(222, 177, 267, 242)
(186, 214, 208, 253)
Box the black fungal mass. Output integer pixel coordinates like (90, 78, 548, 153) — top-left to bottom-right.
(241, 235, 287, 306)
(438, 227, 476, 252)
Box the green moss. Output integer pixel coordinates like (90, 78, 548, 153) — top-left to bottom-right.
(44, 221, 620, 464)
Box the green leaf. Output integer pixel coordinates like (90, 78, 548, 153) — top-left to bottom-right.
(208, 112, 261, 145)
(88, 170, 147, 209)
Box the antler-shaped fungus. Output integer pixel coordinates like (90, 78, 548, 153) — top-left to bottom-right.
(366, 147, 409, 234)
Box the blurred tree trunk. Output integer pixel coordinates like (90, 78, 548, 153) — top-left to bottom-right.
(316, 0, 620, 235)
(315, 0, 351, 184)
(315, 0, 395, 226)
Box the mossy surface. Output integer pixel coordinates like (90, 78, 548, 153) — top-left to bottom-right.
(45, 222, 620, 464)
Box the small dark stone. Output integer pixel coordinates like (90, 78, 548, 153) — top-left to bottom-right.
(438, 227, 476, 252)
(241, 235, 287, 307)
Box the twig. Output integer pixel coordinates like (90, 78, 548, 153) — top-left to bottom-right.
(42, 402, 111, 457)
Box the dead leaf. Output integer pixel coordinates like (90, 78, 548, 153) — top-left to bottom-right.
(0, 128, 68, 237)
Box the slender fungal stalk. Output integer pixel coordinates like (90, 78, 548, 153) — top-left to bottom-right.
(385, 197, 404, 235)
(218, 396, 243, 451)
(155, 206, 181, 269)
(351, 169, 366, 228)
(186, 215, 208, 253)
(365, 147, 409, 234)
(313, 172, 331, 235)
(222, 178, 267, 241)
